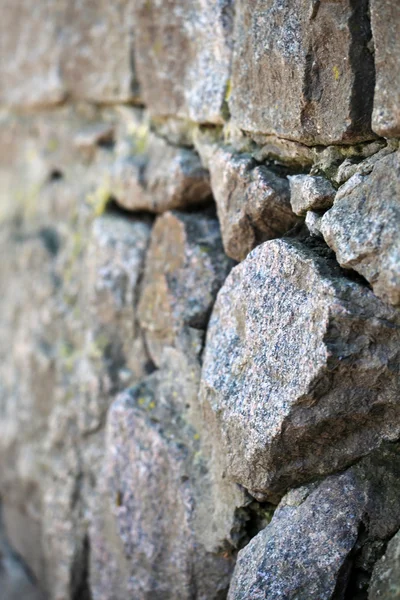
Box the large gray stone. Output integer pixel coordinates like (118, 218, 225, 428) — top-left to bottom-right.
(62, 0, 139, 103)
(90, 363, 248, 600)
(133, 0, 234, 123)
(208, 147, 299, 261)
(200, 236, 400, 501)
(229, 445, 400, 600)
(0, 0, 66, 108)
(369, 529, 400, 599)
(112, 132, 212, 213)
(321, 150, 400, 306)
(229, 0, 375, 145)
(138, 210, 233, 366)
(0, 0, 138, 108)
(370, 0, 400, 137)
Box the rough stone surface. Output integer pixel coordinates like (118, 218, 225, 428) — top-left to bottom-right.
(229, 0, 375, 145)
(2, 3, 400, 599)
(305, 211, 324, 238)
(0, 518, 45, 600)
(229, 445, 400, 600)
(200, 236, 400, 500)
(80, 213, 152, 433)
(90, 364, 247, 600)
(369, 529, 400, 600)
(138, 210, 233, 366)
(289, 174, 335, 216)
(0, 110, 150, 600)
(370, 0, 400, 137)
(208, 146, 299, 261)
(133, 0, 234, 124)
(112, 132, 212, 213)
(321, 151, 400, 306)
(62, 0, 139, 103)
(0, 0, 138, 108)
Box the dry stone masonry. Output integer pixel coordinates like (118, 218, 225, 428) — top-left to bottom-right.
(0, 1, 399, 599)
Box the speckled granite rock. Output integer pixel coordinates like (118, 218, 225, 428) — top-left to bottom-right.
(200, 236, 400, 501)
(229, 445, 400, 600)
(321, 151, 400, 306)
(138, 210, 233, 366)
(229, 0, 375, 145)
(80, 213, 152, 433)
(370, 0, 400, 137)
(90, 363, 248, 600)
(208, 147, 299, 261)
(133, 0, 233, 123)
(112, 133, 211, 213)
(289, 175, 335, 216)
(369, 529, 400, 599)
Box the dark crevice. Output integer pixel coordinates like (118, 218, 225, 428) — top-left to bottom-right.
(48, 168, 64, 182)
(335, 521, 388, 600)
(71, 535, 92, 600)
(38, 226, 61, 256)
(347, 0, 376, 141)
(231, 500, 276, 551)
(103, 198, 155, 226)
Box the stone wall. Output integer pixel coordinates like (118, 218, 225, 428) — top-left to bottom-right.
(0, 1, 399, 599)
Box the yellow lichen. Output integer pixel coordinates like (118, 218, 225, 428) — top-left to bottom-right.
(333, 66, 340, 81)
(86, 177, 112, 217)
(224, 78, 233, 102)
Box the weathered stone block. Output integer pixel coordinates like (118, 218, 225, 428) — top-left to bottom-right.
(370, 0, 400, 137)
(138, 210, 233, 366)
(200, 236, 400, 500)
(133, 0, 234, 123)
(62, 0, 139, 103)
(209, 147, 299, 261)
(90, 367, 247, 600)
(0, 0, 138, 108)
(229, 0, 375, 145)
(288, 174, 335, 216)
(0, 0, 66, 108)
(112, 133, 212, 213)
(229, 445, 400, 600)
(321, 150, 400, 306)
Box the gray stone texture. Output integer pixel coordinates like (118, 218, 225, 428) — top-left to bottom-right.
(112, 132, 212, 213)
(80, 213, 152, 433)
(0, 109, 150, 600)
(370, 0, 400, 137)
(208, 146, 299, 261)
(229, 0, 375, 145)
(369, 529, 400, 600)
(200, 236, 400, 501)
(62, 0, 138, 103)
(138, 210, 233, 366)
(0, 0, 138, 108)
(2, 1, 400, 598)
(229, 445, 400, 600)
(289, 174, 335, 216)
(132, 0, 234, 124)
(90, 363, 247, 600)
(321, 150, 400, 306)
